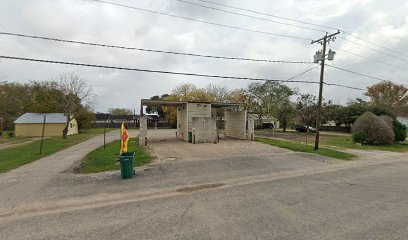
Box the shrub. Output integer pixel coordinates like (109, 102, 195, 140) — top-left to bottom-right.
(369, 106, 396, 119)
(393, 120, 407, 142)
(352, 131, 367, 144)
(352, 112, 394, 145)
(379, 115, 393, 127)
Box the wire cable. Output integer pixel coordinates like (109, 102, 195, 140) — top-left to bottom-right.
(286, 66, 318, 81)
(0, 32, 313, 64)
(325, 64, 389, 82)
(338, 36, 408, 63)
(342, 30, 408, 59)
(174, 0, 327, 33)
(194, 0, 338, 32)
(324, 82, 364, 90)
(87, 0, 311, 41)
(331, 46, 407, 71)
(194, 0, 407, 60)
(0, 54, 362, 90)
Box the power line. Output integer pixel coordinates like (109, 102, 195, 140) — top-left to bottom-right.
(286, 66, 318, 81)
(338, 36, 408, 63)
(193, 0, 408, 62)
(0, 54, 362, 90)
(342, 30, 408, 59)
(90, 0, 403, 63)
(174, 0, 327, 33)
(194, 0, 337, 32)
(331, 46, 408, 71)
(87, 0, 311, 41)
(175, 0, 408, 68)
(324, 82, 364, 91)
(325, 64, 389, 82)
(0, 32, 313, 64)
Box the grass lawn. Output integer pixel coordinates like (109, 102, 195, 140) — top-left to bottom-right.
(0, 131, 23, 144)
(256, 137, 356, 160)
(321, 135, 408, 152)
(79, 138, 151, 174)
(256, 129, 408, 152)
(0, 128, 112, 173)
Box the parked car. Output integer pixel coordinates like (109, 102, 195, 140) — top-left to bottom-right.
(295, 124, 316, 133)
(261, 122, 275, 129)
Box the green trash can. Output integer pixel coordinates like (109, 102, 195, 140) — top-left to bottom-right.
(119, 152, 135, 179)
(188, 132, 192, 143)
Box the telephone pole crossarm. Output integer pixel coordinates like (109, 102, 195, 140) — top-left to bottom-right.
(311, 30, 340, 44)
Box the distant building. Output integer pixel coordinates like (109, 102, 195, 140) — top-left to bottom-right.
(14, 113, 78, 137)
(397, 116, 408, 127)
(94, 113, 139, 123)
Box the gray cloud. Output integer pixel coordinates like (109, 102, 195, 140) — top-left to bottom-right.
(0, 0, 407, 112)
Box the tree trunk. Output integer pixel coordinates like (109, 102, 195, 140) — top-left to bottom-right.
(62, 126, 68, 139)
(63, 115, 70, 139)
(282, 119, 287, 132)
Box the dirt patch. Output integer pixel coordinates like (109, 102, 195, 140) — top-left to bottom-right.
(0, 137, 44, 150)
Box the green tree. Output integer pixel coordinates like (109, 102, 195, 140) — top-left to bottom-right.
(295, 94, 317, 127)
(276, 99, 295, 132)
(145, 94, 168, 119)
(76, 106, 95, 130)
(247, 81, 294, 124)
(335, 101, 366, 131)
(0, 82, 30, 129)
(109, 108, 133, 115)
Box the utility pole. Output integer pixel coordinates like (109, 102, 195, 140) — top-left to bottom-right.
(40, 114, 46, 154)
(311, 30, 340, 150)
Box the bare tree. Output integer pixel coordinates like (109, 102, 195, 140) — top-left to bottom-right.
(57, 73, 95, 139)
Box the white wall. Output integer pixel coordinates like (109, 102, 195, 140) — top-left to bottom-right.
(192, 117, 217, 143)
(247, 115, 255, 141)
(225, 110, 247, 140)
(187, 103, 212, 132)
(177, 104, 188, 141)
(139, 116, 147, 146)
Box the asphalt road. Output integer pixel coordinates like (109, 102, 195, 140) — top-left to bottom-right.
(1, 130, 408, 239)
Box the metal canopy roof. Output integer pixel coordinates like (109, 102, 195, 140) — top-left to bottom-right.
(14, 113, 67, 124)
(141, 99, 244, 108)
(141, 99, 187, 107)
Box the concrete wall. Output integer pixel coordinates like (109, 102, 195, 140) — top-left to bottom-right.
(187, 103, 211, 139)
(247, 115, 255, 141)
(15, 118, 78, 137)
(177, 104, 188, 141)
(139, 116, 147, 146)
(225, 110, 247, 140)
(192, 117, 217, 143)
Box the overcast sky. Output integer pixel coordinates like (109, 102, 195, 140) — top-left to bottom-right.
(1, 0, 407, 113)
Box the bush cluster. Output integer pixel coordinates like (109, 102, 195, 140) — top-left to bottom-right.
(352, 112, 394, 145)
(352, 131, 367, 144)
(393, 120, 407, 142)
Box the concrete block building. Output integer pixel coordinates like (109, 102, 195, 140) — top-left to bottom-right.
(140, 99, 253, 144)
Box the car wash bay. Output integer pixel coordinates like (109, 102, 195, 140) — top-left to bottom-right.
(139, 99, 255, 146)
